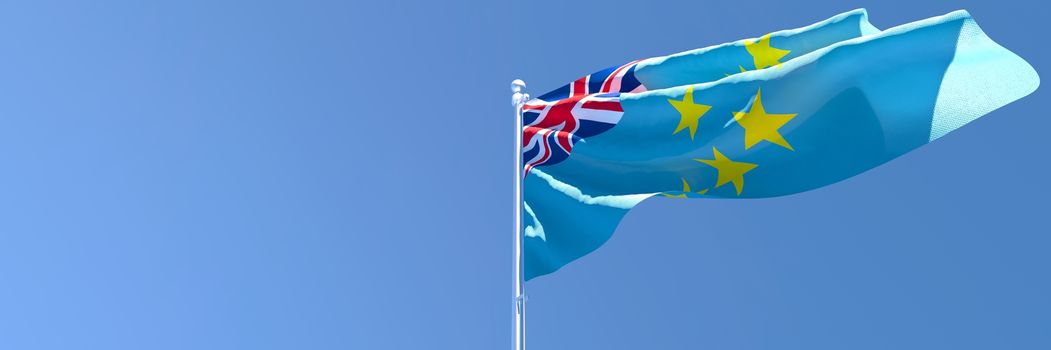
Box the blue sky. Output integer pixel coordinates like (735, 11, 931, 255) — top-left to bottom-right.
(0, 0, 1047, 349)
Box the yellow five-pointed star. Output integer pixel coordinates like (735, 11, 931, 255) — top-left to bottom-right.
(694, 147, 757, 196)
(661, 178, 710, 198)
(745, 34, 790, 70)
(734, 89, 797, 150)
(668, 86, 711, 140)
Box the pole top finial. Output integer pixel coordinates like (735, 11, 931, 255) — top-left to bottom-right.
(511, 79, 526, 93)
(511, 79, 529, 107)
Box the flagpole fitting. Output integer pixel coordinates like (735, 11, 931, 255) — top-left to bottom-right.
(514, 294, 528, 312)
(512, 79, 530, 107)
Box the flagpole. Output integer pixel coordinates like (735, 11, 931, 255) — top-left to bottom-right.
(511, 79, 529, 350)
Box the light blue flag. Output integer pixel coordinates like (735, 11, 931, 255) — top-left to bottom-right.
(634, 8, 879, 90)
(522, 10, 1039, 280)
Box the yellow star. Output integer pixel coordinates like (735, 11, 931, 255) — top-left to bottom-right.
(661, 178, 710, 198)
(744, 34, 790, 70)
(667, 86, 711, 140)
(734, 89, 797, 150)
(694, 147, 757, 196)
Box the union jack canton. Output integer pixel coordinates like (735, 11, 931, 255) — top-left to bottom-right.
(522, 60, 647, 174)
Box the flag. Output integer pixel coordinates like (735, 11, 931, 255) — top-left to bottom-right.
(522, 9, 1039, 280)
(522, 9, 877, 173)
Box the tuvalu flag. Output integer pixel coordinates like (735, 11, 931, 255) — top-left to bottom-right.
(521, 9, 1039, 280)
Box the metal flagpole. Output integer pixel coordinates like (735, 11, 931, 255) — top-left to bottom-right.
(511, 79, 529, 350)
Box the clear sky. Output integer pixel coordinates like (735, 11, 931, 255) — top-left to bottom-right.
(0, 0, 1046, 349)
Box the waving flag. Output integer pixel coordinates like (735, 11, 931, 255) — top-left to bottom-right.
(522, 9, 1039, 280)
